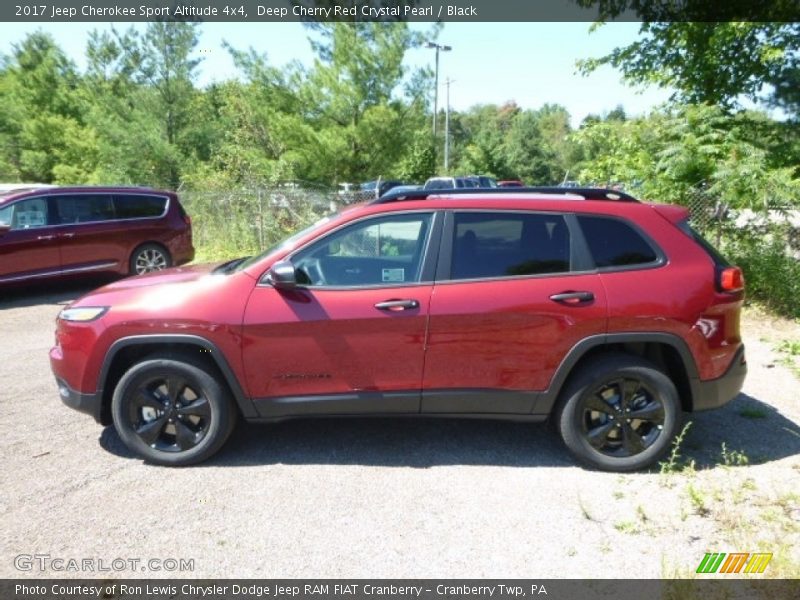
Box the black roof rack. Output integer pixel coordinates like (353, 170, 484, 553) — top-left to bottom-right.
(371, 186, 639, 204)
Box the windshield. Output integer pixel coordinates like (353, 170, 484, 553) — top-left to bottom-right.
(234, 213, 336, 272)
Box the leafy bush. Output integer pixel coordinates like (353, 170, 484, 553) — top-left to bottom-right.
(724, 233, 800, 319)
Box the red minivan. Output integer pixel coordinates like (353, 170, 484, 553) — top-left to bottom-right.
(0, 186, 194, 285)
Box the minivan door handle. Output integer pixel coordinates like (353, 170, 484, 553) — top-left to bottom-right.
(374, 299, 420, 311)
(549, 291, 595, 305)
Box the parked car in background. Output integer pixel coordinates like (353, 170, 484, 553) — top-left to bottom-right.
(360, 180, 404, 198)
(466, 175, 498, 188)
(498, 180, 525, 188)
(380, 184, 422, 196)
(53, 187, 745, 472)
(0, 186, 194, 285)
(423, 176, 476, 190)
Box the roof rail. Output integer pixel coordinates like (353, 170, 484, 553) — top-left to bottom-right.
(371, 186, 639, 204)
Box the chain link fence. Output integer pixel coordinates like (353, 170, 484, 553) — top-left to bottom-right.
(683, 183, 800, 260)
(179, 185, 378, 262)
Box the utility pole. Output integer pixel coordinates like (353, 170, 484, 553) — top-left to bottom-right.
(425, 41, 452, 141)
(444, 78, 454, 172)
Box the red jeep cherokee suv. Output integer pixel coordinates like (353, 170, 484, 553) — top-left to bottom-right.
(50, 188, 746, 471)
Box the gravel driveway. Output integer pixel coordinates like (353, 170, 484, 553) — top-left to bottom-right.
(1, 280, 798, 579)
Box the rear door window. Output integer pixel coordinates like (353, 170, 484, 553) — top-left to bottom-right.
(577, 215, 659, 268)
(113, 194, 167, 219)
(55, 194, 115, 224)
(450, 212, 571, 279)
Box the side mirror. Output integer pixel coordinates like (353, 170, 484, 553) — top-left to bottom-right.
(266, 260, 297, 290)
(0, 224, 10, 237)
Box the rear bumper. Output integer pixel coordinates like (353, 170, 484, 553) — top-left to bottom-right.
(691, 346, 747, 411)
(56, 378, 103, 424)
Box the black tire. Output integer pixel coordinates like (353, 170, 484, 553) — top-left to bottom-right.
(554, 353, 681, 472)
(111, 355, 237, 466)
(129, 243, 172, 275)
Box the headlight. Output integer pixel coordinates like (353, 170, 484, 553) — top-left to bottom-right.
(58, 306, 108, 322)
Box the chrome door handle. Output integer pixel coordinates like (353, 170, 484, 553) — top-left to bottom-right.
(374, 299, 420, 311)
(36, 234, 56, 241)
(58, 232, 75, 239)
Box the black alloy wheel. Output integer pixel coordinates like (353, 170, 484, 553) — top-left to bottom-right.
(111, 355, 237, 466)
(555, 354, 681, 472)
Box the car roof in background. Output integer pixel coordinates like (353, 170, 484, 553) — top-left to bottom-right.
(0, 185, 174, 205)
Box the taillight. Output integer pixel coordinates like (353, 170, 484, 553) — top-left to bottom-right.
(718, 266, 744, 293)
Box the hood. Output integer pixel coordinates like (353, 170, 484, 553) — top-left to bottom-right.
(71, 263, 234, 313)
(101, 263, 220, 290)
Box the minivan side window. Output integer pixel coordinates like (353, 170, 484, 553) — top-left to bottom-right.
(56, 194, 115, 224)
(577, 215, 659, 268)
(0, 197, 51, 230)
(292, 213, 433, 287)
(451, 212, 571, 280)
(114, 194, 167, 219)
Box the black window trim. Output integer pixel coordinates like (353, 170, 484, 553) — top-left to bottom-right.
(575, 213, 667, 273)
(11, 192, 172, 229)
(435, 208, 595, 284)
(259, 209, 443, 291)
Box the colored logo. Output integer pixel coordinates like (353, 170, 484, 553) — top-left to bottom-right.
(696, 552, 772, 574)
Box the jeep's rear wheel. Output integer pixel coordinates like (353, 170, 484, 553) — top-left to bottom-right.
(111, 356, 237, 466)
(555, 354, 681, 472)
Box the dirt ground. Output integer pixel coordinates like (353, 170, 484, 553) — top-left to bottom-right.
(1, 279, 798, 579)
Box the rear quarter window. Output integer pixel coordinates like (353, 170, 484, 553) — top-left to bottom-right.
(677, 220, 729, 267)
(578, 215, 659, 268)
(113, 194, 167, 219)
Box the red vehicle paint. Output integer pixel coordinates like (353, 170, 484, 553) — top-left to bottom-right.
(50, 188, 745, 470)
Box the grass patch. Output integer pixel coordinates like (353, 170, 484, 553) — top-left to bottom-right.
(660, 421, 696, 481)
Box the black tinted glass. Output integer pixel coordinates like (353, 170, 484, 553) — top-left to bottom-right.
(578, 215, 658, 267)
(56, 195, 114, 224)
(114, 194, 167, 219)
(451, 212, 571, 279)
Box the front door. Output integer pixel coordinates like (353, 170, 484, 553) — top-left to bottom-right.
(0, 196, 61, 284)
(242, 211, 438, 418)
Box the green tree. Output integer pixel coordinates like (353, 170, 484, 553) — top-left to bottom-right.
(578, 21, 799, 113)
(0, 32, 93, 183)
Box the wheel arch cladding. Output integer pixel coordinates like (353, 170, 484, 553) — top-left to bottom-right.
(541, 333, 697, 415)
(97, 335, 257, 426)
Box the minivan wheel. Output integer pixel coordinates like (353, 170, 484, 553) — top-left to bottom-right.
(130, 243, 171, 275)
(555, 354, 681, 472)
(111, 356, 237, 466)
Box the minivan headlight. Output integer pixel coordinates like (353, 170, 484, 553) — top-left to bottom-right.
(58, 307, 108, 322)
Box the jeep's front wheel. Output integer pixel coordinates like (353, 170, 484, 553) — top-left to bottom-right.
(555, 354, 681, 472)
(111, 356, 237, 466)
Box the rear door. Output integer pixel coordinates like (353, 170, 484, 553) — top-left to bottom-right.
(421, 210, 608, 414)
(0, 196, 61, 283)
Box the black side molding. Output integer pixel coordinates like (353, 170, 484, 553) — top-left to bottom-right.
(97, 334, 258, 420)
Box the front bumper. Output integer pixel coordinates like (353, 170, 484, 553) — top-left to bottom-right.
(56, 378, 103, 424)
(691, 345, 747, 411)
